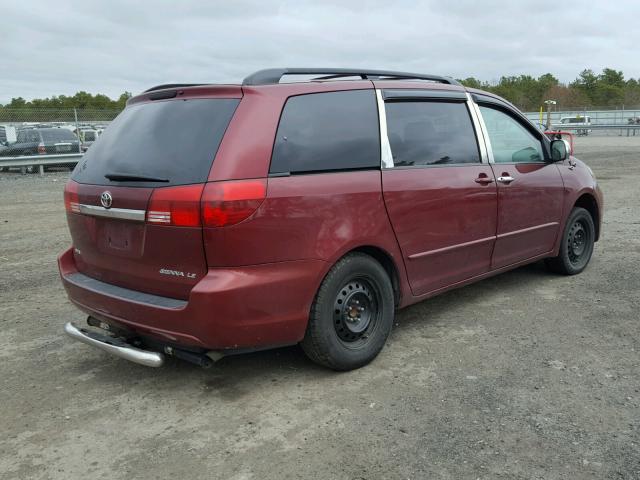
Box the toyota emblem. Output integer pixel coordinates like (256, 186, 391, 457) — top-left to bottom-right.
(100, 191, 113, 209)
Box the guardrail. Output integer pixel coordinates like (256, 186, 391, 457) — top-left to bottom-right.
(0, 153, 83, 175)
(550, 124, 640, 136)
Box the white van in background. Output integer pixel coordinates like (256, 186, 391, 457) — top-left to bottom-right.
(559, 116, 592, 136)
(0, 125, 17, 145)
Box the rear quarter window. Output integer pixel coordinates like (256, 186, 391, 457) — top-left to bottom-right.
(72, 98, 239, 187)
(270, 90, 380, 174)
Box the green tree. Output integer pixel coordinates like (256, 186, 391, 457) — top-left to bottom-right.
(459, 77, 486, 89)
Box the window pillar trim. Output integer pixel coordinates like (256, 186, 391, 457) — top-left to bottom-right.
(375, 89, 394, 168)
(466, 93, 492, 164)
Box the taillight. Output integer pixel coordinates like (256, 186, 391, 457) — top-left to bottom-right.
(201, 179, 267, 227)
(38, 143, 46, 155)
(64, 180, 80, 213)
(146, 184, 204, 227)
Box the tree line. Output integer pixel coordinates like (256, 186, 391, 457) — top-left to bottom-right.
(0, 92, 131, 122)
(1, 69, 639, 118)
(460, 68, 640, 111)
(2, 91, 131, 111)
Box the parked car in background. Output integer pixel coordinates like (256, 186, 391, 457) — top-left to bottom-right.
(0, 127, 80, 157)
(0, 127, 81, 172)
(59, 68, 603, 371)
(559, 116, 592, 135)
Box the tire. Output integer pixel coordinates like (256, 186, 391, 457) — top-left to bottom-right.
(301, 252, 395, 371)
(545, 207, 595, 275)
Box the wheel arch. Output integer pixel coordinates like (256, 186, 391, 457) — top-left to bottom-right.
(574, 193, 600, 241)
(345, 245, 402, 307)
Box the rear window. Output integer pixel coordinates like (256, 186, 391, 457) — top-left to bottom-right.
(270, 90, 380, 174)
(72, 98, 239, 186)
(18, 130, 40, 143)
(41, 129, 77, 142)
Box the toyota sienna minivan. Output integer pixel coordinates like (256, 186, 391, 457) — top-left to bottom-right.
(59, 68, 603, 371)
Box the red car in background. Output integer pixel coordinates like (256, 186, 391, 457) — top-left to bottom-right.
(59, 68, 603, 371)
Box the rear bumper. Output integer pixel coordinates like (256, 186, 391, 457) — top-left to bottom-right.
(58, 247, 326, 351)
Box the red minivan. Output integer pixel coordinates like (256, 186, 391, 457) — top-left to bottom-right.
(59, 68, 603, 371)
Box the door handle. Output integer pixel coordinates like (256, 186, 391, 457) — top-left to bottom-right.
(474, 176, 494, 185)
(497, 175, 515, 184)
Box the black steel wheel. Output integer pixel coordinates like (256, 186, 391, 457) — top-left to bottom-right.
(333, 277, 381, 346)
(546, 207, 595, 275)
(301, 252, 394, 371)
(567, 219, 590, 266)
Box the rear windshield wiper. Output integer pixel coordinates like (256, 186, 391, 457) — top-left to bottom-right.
(105, 172, 169, 182)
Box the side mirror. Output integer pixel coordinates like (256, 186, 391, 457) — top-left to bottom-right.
(550, 139, 568, 161)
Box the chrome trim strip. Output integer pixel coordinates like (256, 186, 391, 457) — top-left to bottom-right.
(466, 93, 489, 164)
(467, 93, 495, 164)
(383, 89, 468, 101)
(497, 222, 559, 239)
(376, 89, 394, 168)
(78, 204, 146, 222)
(408, 235, 496, 260)
(64, 322, 165, 367)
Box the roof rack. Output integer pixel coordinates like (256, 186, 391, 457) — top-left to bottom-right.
(242, 68, 461, 86)
(144, 83, 206, 93)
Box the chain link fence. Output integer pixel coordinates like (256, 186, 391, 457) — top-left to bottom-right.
(0, 107, 121, 123)
(0, 107, 121, 141)
(0, 107, 123, 172)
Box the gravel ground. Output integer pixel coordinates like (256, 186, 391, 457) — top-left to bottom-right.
(1, 136, 639, 480)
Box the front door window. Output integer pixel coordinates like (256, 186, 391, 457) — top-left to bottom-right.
(479, 106, 544, 164)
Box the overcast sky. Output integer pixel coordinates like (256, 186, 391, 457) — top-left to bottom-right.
(1, 0, 637, 103)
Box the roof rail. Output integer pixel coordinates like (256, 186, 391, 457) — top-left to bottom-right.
(144, 83, 206, 93)
(242, 68, 461, 86)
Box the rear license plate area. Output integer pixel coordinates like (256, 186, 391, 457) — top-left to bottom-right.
(56, 144, 72, 152)
(97, 220, 144, 257)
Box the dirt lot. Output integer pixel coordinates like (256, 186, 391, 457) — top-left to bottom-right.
(1, 136, 638, 480)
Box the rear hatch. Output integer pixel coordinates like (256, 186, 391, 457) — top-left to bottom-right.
(65, 90, 241, 299)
